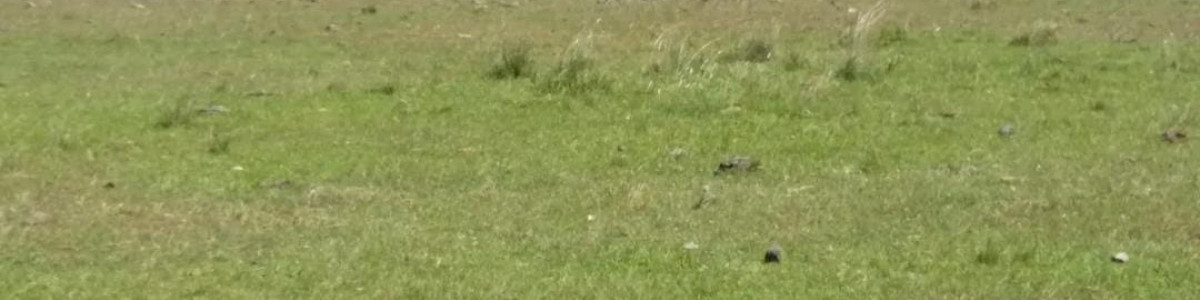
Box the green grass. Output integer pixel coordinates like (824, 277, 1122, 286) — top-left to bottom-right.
(2, 0, 1200, 298)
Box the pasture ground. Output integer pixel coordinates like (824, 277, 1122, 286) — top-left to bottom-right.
(2, 0, 1200, 298)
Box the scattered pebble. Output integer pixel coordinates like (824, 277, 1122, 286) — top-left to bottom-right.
(683, 242, 700, 250)
(586, 214, 596, 222)
(764, 244, 783, 263)
(258, 180, 296, 190)
(997, 124, 1015, 137)
(714, 156, 759, 175)
(1162, 130, 1187, 143)
(244, 90, 274, 97)
(232, 165, 245, 171)
(197, 105, 229, 115)
(692, 184, 715, 209)
(1111, 252, 1130, 263)
(23, 211, 51, 225)
(325, 24, 339, 32)
(667, 147, 686, 159)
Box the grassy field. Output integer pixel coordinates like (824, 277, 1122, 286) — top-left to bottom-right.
(2, 0, 1200, 298)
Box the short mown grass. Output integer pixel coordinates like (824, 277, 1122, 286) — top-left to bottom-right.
(1, 1, 1200, 299)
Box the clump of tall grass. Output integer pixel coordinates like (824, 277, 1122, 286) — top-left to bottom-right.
(782, 53, 808, 72)
(368, 83, 398, 95)
(206, 129, 232, 155)
(486, 42, 536, 80)
(539, 32, 611, 94)
(875, 25, 907, 47)
(719, 38, 773, 63)
(361, 5, 378, 15)
(1009, 21, 1059, 47)
(974, 241, 1002, 266)
(154, 97, 198, 129)
(967, 0, 997, 11)
(647, 31, 719, 76)
(835, 1, 887, 81)
(1159, 34, 1197, 73)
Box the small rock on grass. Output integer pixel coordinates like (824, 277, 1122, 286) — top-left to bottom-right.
(683, 242, 700, 250)
(1162, 130, 1187, 143)
(667, 147, 687, 159)
(997, 124, 1015, 137)
(197, 105, 229, 115)
(1111, 252, 1130, 263)
(764, 244, 782, 263)
(714, 156, 759, 175)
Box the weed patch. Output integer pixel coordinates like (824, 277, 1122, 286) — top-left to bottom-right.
(206, 130, 232, 155)
(486, 42, 536, 80)
(539, 54, 610, 94)
(720, 39, 773, 63)
(153, 97, 198, 129)
(1010, 22, 1059, 47)
(836, 1, 887, 81)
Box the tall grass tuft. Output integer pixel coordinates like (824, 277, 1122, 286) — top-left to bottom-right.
(647, 31, 718, 76)
(154, 97, 198, 129)
(782, 53, 807, 72)
(1009, 21, 1059, 47)
(486, 42, 536, 80)
(967, 0, 997, 11)
(974, 241, 1002, 265)
(836, 1, 887, 81)
(206, 129, 232, 155)
(875, 25, 907, 47)
(369, 84, 398, 95)
(539, 32, 611, 94)
(720, 38, 773, 63)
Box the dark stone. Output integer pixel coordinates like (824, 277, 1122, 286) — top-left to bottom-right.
(1162, 130, 1187, 143)
(714, 156, 759, 175)
(764, 244, 782, 263)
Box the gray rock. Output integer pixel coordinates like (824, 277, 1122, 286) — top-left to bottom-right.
(667, 147, 687, 159)
(197, 105, 229, 115)
(1162, 130, 1187, 143)
(714, 156, 759, 175)
(998, 124, 1015, 137)
(692, 184, 715, 209)
(1111, 252, 1129, 263)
